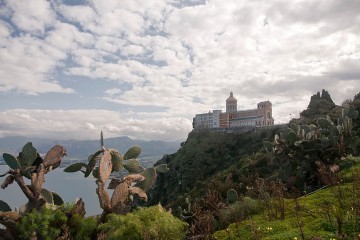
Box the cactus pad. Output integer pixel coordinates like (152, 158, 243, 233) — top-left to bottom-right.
(21, 142, 38, 167)
(64, 162, 87, 172)
(123, 159, 142, 173)
(136, 167, 157, 192)
(43, 145, 66, 169)
(226, 189, 238, 204)
(123, 174, 145, 184)
(99, 151, 112, 183)
(2, 153, 21, 170)
(155, 164, 170, 173)
(1, 175, 15, 189)
(92, 167, 99, 179)
(301, 124, 311, 134)
(40, 188, 54, 204)
(51, 191, 64, 206)
(0, 200, 12, 212)
(317, 118, 332, 128)
(109, 149, 123, 172)
(129, 186, 148, 202)
(123, 146, 141, 160)
(108, 179, 121, 189)
(111, 182, 129, 207)
(85, 150, 103, 177)
(97, 183, 111, 210)
(286, 131, 298, 143)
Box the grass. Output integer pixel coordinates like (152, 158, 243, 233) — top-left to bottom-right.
(213, 161, 360, 240)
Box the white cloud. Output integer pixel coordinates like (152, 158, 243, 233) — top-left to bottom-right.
(0, 109, 192, 141)
(121, 44, 145, 56)
(0, 20, 11, 38)
(5, 0, 56, 34)
(1, 0, 360, 140)
(0, 33, 74, 94)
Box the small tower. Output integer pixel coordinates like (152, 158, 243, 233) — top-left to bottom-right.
(226, 92, 237, 112)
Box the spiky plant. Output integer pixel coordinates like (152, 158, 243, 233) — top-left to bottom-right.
(0, 143, 66, 238)
(64, 131, 169, 221)
(263, 105, 359, 191)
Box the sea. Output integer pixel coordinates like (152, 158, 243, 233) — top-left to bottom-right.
(0, 164, 103, 216)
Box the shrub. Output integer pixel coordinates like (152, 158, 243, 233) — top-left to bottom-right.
(219, 197, 260, 228)
(98, 205, 188, 240)
(68, 214, 97, 240)
(18, 206, 67, 240)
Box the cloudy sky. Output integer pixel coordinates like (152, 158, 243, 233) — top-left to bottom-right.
(0, 0, 359, 141)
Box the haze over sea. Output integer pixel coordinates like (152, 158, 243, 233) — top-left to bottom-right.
(0, 165, 103, 216)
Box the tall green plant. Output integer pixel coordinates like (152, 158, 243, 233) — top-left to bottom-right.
(64, 131, 169, 221)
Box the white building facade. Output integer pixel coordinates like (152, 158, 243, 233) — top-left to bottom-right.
(193, 92, 274, 129)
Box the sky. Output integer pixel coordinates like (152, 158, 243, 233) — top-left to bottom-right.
(0, 0, 359, 141)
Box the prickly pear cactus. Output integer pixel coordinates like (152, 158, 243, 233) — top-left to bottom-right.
(63, 131, 169, 219)
(155, 164, 170, 173)
(1, 142, 66, 214)
(63, 162, 87, 172)
(265, 105, 359, 190)
(21, 142, 38, 167)
(109, 149, 123, 172)
(99, 151, 112, 183)
(123, 159, 142, 173)
(136, 167, 157, 192)
(0, 200, 11, 212)
(123, 146, 141, 160)
(111, 182, 129, 207)
(2, 153, 21, 170)
(85, 150, 102, 177)
(43, 145, 67, 169)
(226, 189, 238, 204)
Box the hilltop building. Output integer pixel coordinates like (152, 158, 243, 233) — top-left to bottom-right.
(193, 92, 274, 130)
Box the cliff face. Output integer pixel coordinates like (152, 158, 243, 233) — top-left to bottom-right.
(148, 129, 273, 208)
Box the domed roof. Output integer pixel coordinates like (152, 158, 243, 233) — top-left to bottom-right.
(226, 92, 237, 102)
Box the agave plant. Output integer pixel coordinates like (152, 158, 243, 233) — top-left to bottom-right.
(64, 131, 169, 221)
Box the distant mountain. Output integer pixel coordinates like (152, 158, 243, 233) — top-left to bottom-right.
(0, 136, 181, 163)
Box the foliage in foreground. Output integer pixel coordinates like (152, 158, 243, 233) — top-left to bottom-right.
(98, 205, 188, 240)
(17, 203, 97, 240)
(9, 203, 187, 240)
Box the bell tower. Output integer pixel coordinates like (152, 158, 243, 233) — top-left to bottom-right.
(226, 92, 237, 113)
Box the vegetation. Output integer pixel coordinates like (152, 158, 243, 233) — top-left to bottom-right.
(213, 160, 360, 239)
(98, 205, 187, 240)
(0, 132, 174, 239)
(0, 143, 66, 239)
(149, 89, 360, 239)
(1, 89, 360, 239)
(300, 89, 338, 121)
(264, 105, 358, 192)
(63, 131, 169, 222)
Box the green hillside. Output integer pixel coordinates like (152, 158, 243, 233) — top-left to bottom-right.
(1, 90, 359, 239)
(213, 159, 360, 239)
(148, 90, 360, 239)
